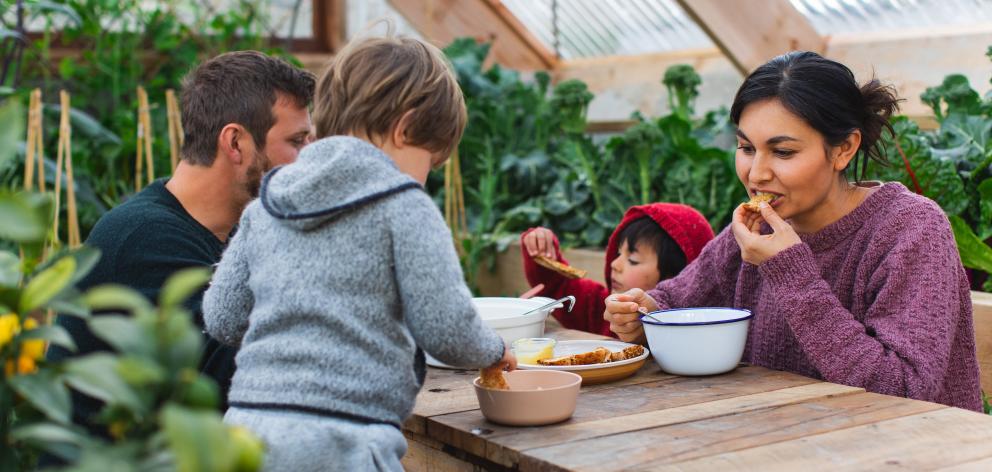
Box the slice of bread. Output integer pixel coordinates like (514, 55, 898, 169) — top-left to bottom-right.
(538, 347, 611, 366)
(743, 193, 775, 212)
(608, 345, 645, 362)
(533, 255, 587, 279)
(479, 366, 509, 390)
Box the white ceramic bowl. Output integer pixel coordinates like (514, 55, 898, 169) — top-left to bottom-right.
(641, 307, 753, 376)
(425, 297, 558, 368)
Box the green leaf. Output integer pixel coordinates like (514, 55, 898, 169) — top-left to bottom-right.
(46, 104, 122, 146)
(159, 308, 203, 370)
(88, 316, 155, 356)
(0, 192, 47, 243)
(161, 404, 237, 472)
(977, 178, 992, 241)
(20, 324, 77, 351)
(10, 422, 87, 451)
(20, 255, 76, 312)
(0, 100, 24, 169)
(0, 251, 20, 288)
(63, 354, 145, 413)
(159, 267, 211, 310)
(84, 284, 154, 316)
(48, 297, 92, 318)
(950, 215, 992, 274)
(116, 355, 166, 386)
(7, 370, 72, 424)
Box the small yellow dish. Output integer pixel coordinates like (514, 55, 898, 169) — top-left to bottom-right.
(512, 338, 556, 365)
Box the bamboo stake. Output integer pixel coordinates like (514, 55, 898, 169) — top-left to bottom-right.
(23, 89, 44, 191)
(166, 89, 183, 172)
(443, 149, 467, 256)
(53, 90, 81, 248)
(135, 86, 154, 191)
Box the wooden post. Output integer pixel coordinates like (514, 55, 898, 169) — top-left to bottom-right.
(166, 89, 183, 172)
(674, 0, 824, 75)
(312, 0, 346, 52)
(23, 89, 44, 192)
(443, 149, 467, 256)
(135, 86, 154, 191)
(388, 0, 558, 70)
(53, 90, 80, 248)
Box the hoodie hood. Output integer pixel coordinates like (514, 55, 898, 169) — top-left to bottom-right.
(259, 136, 422, 231)
(604, 203, 715, 292)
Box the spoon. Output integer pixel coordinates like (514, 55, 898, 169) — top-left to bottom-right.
(519, 295, 576, 317)
(639, 309, 661, 323)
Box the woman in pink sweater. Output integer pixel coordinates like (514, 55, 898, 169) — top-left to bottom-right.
(605, 51, 982, 411)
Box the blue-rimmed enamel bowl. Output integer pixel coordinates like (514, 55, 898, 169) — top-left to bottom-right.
(640, 308, 753, 376)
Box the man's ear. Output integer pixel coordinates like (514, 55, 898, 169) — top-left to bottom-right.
(218, 124, 246, 165)
(833, 129, 862, 172)
(390, 110, 417, 149)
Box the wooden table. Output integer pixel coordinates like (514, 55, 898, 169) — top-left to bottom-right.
(402, 323, 992, 471)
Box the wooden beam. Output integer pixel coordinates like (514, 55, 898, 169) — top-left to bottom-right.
(312, 0, 346, 52)
(387, 0, 557, 70)
(675, 0, 825, 75)
(555, 25, 992, 124)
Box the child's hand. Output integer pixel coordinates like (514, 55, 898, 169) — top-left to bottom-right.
(519, 284, 545, 299)
(523, 227, 557, 259)
(493, 341, 518, 371)
(604, 288, 658, 344)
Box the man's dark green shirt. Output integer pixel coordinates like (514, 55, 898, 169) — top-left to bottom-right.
(49, 179, 236, 424)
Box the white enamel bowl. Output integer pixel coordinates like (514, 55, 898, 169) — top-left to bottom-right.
(426, 297, 559, 368)
(641, 308, 753, 376)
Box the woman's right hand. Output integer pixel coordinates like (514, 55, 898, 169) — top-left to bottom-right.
(523, 227, 557, 259)
(604, 288, 659, 344)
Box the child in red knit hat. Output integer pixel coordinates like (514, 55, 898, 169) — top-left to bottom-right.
(520, 203, 714, 337)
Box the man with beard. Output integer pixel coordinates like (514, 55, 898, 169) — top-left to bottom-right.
(50, 51, 315, 429)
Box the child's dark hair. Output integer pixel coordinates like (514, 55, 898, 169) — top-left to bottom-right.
(729, 51, 901, 181)
(617, 218, 686, 280)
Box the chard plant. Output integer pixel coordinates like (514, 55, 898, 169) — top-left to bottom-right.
(871, 47, 992, 291)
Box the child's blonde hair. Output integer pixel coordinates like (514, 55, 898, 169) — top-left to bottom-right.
(313, 36, 467, 160)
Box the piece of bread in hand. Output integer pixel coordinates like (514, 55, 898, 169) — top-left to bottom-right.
(743, 193, 775, 212)
(538, 347, 611, 366)
(533, 255, 587, 279)
(608, 345, 645, 362)
(479, 366, 509, 390)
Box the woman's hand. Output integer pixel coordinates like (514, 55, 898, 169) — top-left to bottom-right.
(731, 201, 801, 266)
(493, 341, 517, 371)
(604, 288, 659, 344)
(523, 227, 557, 259)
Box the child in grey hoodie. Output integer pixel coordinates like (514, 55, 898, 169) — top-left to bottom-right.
(202, 36, 515, 471)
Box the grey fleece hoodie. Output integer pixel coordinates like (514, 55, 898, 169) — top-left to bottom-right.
(202, 136, 504, 427)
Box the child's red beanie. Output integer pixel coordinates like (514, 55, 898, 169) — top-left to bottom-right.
(604, 203, 715, 290)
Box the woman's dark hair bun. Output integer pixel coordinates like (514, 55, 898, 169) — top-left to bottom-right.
(730, 51, 903, 180)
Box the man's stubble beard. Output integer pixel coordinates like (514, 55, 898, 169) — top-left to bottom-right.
(244, 149, 272, 201)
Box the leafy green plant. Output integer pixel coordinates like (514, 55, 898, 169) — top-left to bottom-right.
(0, 98, 264, 471)
(871, 66, 992, 291)
(2, 0, 298, 242)
(438, 41, 744, 290)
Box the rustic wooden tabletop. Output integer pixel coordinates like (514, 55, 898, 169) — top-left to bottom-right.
(402, 321, 992, 471)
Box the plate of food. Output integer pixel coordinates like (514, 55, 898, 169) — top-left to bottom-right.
(516, 339, 649, 385)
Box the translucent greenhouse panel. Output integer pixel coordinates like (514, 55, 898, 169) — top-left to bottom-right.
(9, 1, 318, 38)
(501, 0, 714, 59)
(175, 0, 315, 39)
(789, 0, 992, 35)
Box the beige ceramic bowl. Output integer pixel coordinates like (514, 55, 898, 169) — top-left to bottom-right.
(473, 370, 582, 426)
